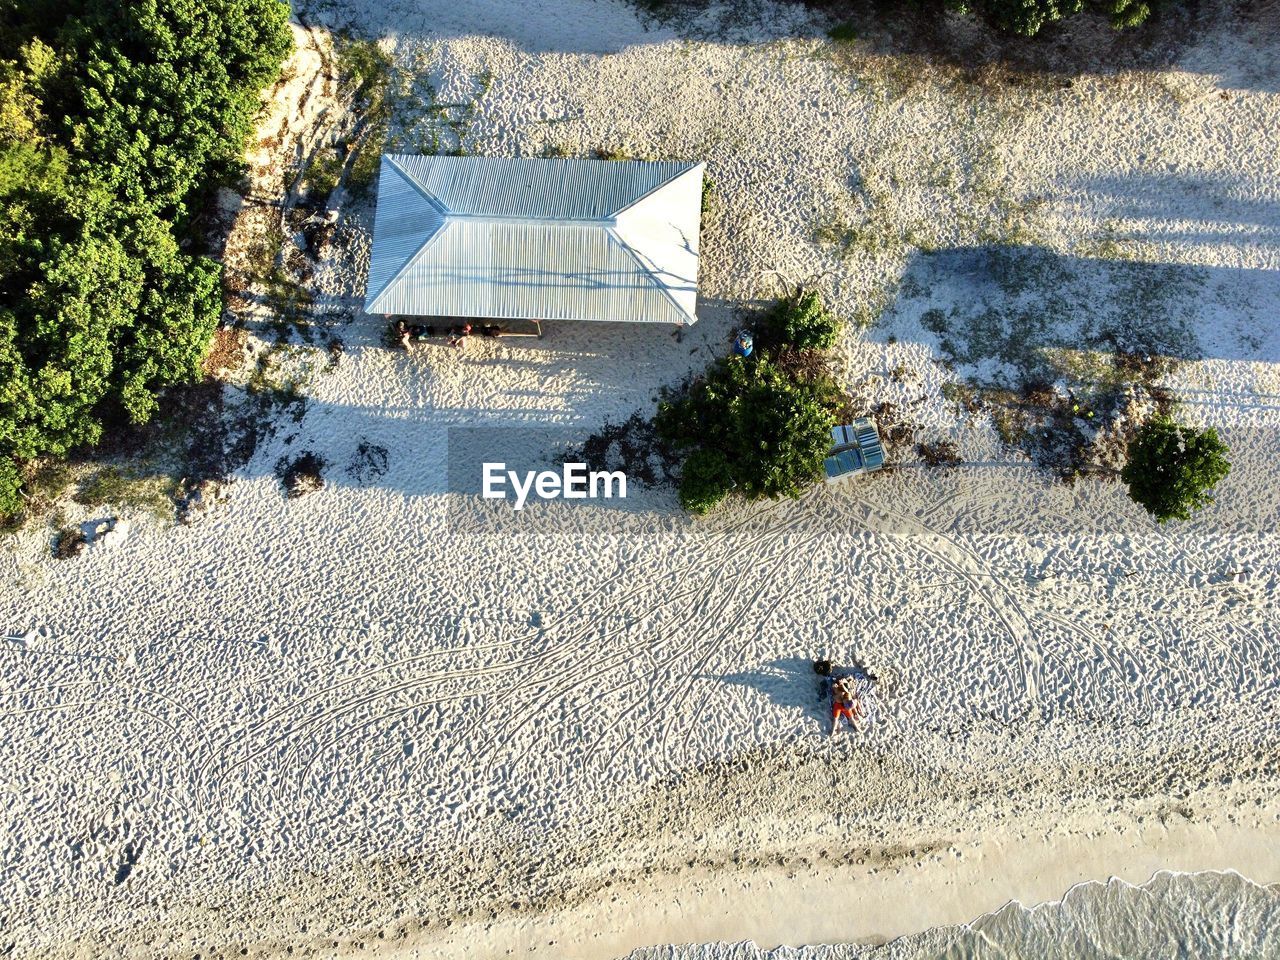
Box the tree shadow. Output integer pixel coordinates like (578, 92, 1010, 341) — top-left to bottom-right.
(302, 0, 1280, 91)
(876, 243, 1278, 478)
(644, 0, 1280, 92)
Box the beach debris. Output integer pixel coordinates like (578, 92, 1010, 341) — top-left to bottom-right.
(275, 450, 326, 499)
(52, 526, 88, 560)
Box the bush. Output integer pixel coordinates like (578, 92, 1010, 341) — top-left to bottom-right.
(766, 290, 843, 351)
(1120, 416, 1230, 523)
(0, 457, 21, 521)
(658, 354, 841, 509)
(52, 526, 87, 560)
(0, 0, 292, 478)
(677, 448, 733, 515)
(945, 0, 1152, 35)
(276, 450, 326, 498)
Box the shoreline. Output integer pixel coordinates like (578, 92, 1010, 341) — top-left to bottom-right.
(384, 802, 1280, 959)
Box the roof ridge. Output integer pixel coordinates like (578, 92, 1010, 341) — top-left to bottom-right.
(367, 216, 454, 314)
(385, 154, 449, 215)
(606, 225, 695, 324)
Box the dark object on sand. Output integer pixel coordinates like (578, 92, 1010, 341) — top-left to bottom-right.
(52, 526, 88, 560)
(813, 658, 832, 676)
(276, 451, 326, 499)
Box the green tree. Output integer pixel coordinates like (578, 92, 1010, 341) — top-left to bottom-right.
(659, 355, 841, 512)
(767, 289, 843, 351)
(1120, 416, 1230, 523)
(944, 0, 1152, 35)
(0, 0, 291, 521)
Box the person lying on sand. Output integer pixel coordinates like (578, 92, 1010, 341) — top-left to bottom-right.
(396, 321, 437, 351)
(831, 675, 866, 734)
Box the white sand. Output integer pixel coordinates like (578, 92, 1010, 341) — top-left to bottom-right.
(397, 794, 1280, 958)
(2, 0, 1279, 956)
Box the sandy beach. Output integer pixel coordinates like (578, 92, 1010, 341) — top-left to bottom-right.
(2, 0, 1278, 956)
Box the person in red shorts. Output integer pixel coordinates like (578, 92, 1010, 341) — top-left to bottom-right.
(830, 674, 866, 735)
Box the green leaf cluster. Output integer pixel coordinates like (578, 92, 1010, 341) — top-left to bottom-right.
(0, 0, 292, 520)
(657, 354, 842, 515)
(765, 289, 844, 351)
(944, 0, 1153, 35)
(1120, 416, 1230, 523)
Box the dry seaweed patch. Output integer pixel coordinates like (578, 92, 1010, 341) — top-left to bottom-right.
(203, 326, 251, 378)
(276, 450, 327, 498)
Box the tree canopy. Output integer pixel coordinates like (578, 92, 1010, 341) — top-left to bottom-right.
(0, 0, 291, 517)
(1120, 416, 1230, 523)
(657, 290, 848, 515)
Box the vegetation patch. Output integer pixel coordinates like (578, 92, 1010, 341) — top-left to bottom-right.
(0, 0, 292, 527)
(73, 467, 176, 520)
(334, 35, 394, 197)
(917, 440, 963, 469)
(887, 246, 1204, 482)
(638, 0, 1180, 42)
(1121, 417, 1231, 523)
(757, 290, 845, 352)
(276, 451, 326, 499)
(51, 526, 88, 561)
(566, 412, 682, 489)
(658, 291, 853, 514)
(568, 293, 855, 515)
(346, 441, 390, 485)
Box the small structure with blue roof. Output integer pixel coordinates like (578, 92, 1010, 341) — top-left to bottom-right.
(823, 418, 886, 483)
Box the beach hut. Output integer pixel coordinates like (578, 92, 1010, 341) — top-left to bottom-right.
(363, 155, 704, 328)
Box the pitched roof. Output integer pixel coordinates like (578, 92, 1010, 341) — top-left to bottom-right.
(363, 156, 703, 325)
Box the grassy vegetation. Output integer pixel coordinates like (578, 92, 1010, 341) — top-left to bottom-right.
(334, 35, 394, 197)
(302, 146, 345, 205)
(73, 467, 177, 520)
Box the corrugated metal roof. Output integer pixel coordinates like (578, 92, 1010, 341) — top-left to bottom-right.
(364, 155, 703, 324)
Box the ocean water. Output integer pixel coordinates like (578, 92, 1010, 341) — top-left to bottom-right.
(625, 871, 1280, 960)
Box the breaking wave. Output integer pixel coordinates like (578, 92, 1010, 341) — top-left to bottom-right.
(624, 871, 1280, 960)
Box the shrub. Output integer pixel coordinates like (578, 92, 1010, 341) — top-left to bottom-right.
(0, 0, 292, 478)
(52, 526, 87, 560)
(1120, 416, 1230, 523)
(276, 450, 326, 498)
(677, 448, 733, 515)
(945, 0, 1152, 35)
(0, 457, 21, 521)
(658, 355, 840, 508)
(917, 439, 962, 468)
(827, 22, 859, 43)
(767, 290, 844, 351)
